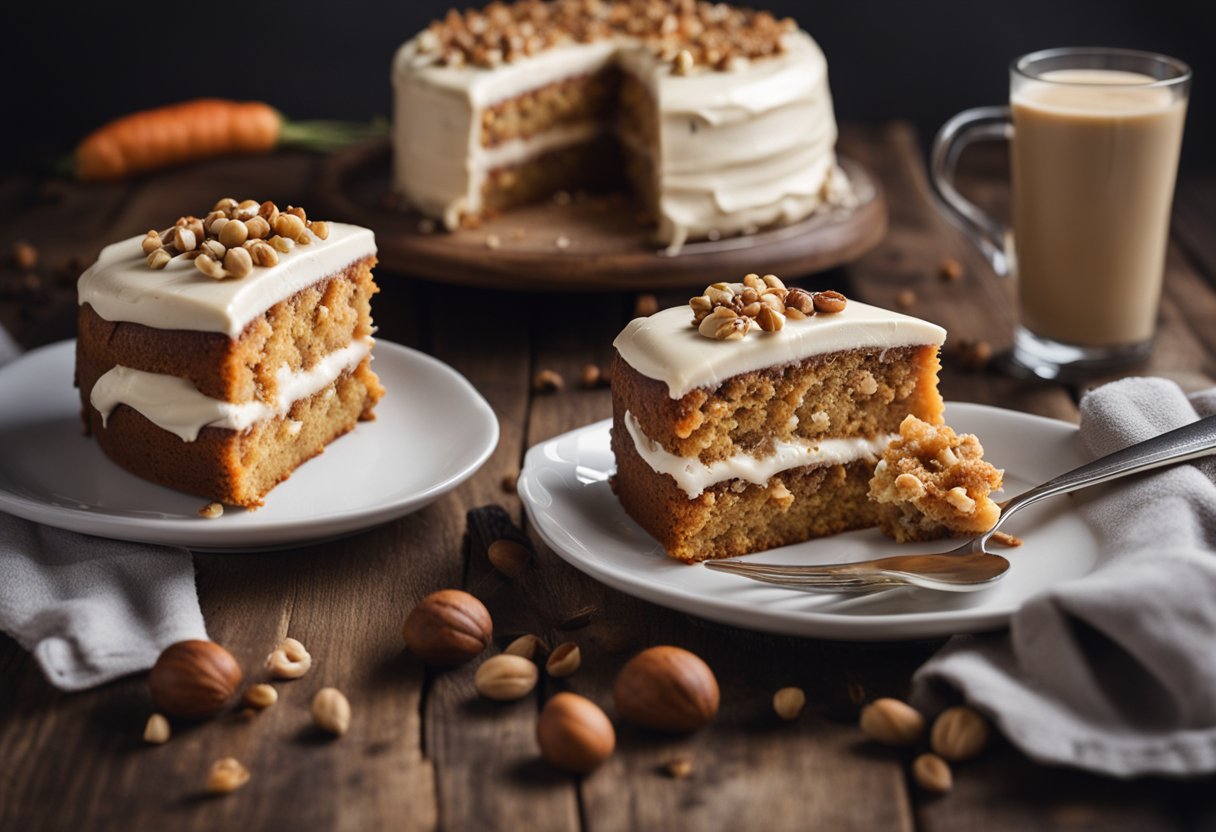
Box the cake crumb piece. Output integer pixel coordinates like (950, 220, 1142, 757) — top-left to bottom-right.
(869, 416, 1003, 542)
(199, 502, 224, 519)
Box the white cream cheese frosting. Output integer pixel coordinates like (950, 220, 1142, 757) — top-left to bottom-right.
(391, 29, 838, 248)
(625, 410, 893, 498)
(614, 301, 947, 399)
(90, 338, 374, 441)
(78, 223, 376, 338)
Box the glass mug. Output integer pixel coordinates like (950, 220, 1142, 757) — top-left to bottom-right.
(931, 47, 1191, 379)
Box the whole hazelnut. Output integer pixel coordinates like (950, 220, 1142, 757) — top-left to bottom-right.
(612, 646, 719, 733)
(148, 640, 243, 719)
(537, 692, 615, 773)
(930, 705, 989, 761)
(859, 697, 925, 747)
(402, 589, 493, 666)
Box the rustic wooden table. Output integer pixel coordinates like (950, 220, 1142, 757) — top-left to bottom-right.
(1, 124, 1213, 831)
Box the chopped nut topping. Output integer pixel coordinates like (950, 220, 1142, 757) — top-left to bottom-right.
(416, 1, 795, 72)
(147, 199, 331, 279)
(690, 276, 846, 341)
(198, 501, 224, 519)
(944, 486, 976, 514)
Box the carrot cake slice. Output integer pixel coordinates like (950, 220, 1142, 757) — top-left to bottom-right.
(610, 277, 946, 562)
(75, 198, 383, 508)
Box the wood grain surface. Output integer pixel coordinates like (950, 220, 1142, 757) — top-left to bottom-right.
(0, 123, 1212, 832)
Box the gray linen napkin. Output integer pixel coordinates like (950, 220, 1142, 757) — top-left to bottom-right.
(914, 377, 1216, 778)
(0, 328, 206, 690)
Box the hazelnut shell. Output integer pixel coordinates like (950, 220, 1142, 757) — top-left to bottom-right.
(537, 692, 615, 773)
(612, 645, 719, 733)
(402, 589, 493, 666)
(148, 640, 243, 719)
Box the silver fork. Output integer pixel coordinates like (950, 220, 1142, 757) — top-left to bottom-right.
(704, 413, 1216, 593)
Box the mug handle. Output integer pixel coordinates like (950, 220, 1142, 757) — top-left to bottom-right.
(929, 106, 1014, 276)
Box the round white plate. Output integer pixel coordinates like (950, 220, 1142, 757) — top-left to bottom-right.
(518, 403, 1099, 641)
(0, 340, 498, 550)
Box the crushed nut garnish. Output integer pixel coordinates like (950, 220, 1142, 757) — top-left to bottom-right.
(991, 531, 1023, 548)
(690, 275, 847, 340)
(141, 199, 332, 281)
(414, 0, 796, 72)
(198, 501, 224, 519)
(486, 234, 502, 250)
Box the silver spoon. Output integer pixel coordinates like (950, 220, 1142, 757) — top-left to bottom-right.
(704, 413, 1216, 593)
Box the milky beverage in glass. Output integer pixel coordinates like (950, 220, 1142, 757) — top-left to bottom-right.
(1012, 69, 1186, 347)
(931, 49, 1191, 378)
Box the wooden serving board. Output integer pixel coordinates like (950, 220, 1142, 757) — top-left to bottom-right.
(314, 140, 887, 290)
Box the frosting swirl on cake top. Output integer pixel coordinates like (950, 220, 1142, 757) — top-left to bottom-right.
(613, 301, 947, 399)
(78, 223, 376, 338)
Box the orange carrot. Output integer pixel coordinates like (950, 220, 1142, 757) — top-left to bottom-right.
(74, 99, 385, 181)
(75, 99, 281, 181)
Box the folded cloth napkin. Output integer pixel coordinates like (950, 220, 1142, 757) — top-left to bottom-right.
(0, 328, 206, 690)
(914, 377, 1216, 778)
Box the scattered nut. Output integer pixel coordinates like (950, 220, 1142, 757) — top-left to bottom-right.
(546, 642, 581, 678)
(991, 531, 1023, 548)
(148, 640, 243, 720)
(223, 246, 254, 280)
(558, 604, 598, 630)
(634, 293, 659, 317)
(402, 589, 493, 666)
(143, 713, 171, 744)
(487, 539, 531, 577)
(580, 364, 602, 388)
(504, 633, 548, 662)
(486, 234, 501, 250)
(773, 686, 806, 721)
(194, 254, 226, 280)
(532, 369, 564, 393)
(958, 339, 994, 371)
(859, 698, 925, 747)
(913, 752, 954, 793)
(784, 287, 815, 316)
(931, 705, 989, 761)
(171, 226, 197, 253)
(939, 257, 964, 282)
(475, 654, 539, 701)
(555, 235, 571, 250)
(218, 219, 249, 249)
(244, 215, 271, 240)
(613, 646, 719, 733)
(243, 683, 278, 709)
(274, 213, 308, 242)
(309, 220, 330, 240)
(12, 241, 38, 269)
(673, 49, 695, 75)
(812, 290, 848, 314)
(664, 756, 694, 779)
(896, 289, 917, 309)
(755, 306, 784, 333)
(266, 637, 312, 680)
(537, 692, 615, 773)
(500, 472, 518, 494)
(198, 501, 223, 519)
(312, 687, 352, 736)
(945, 486, 976, 514)
(206, 757, 250, 795)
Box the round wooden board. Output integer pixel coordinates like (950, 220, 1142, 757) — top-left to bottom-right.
(315, 140, 887, 291)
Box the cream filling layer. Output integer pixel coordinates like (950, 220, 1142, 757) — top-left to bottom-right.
(624, 410, 894, 499)
(90, 338, 373, 442)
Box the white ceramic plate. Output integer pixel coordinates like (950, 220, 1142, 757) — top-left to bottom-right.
(0, 340, 498, 551)
(519, 403, 1100, 641)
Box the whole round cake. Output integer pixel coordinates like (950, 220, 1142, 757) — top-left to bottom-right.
(392, 0, 846, 251)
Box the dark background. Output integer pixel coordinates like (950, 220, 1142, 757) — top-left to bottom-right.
(5, 1, 1213, 174)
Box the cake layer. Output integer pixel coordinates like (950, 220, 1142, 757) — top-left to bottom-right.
(83, 360, 382, 508)
(611, 418, 877, 562)
(76, 259, 378, 404)
(88, 338, 373, 441)
(613, 301, 946, 400)
(613, 344, 942, 467)
(78, 223, 375, 338)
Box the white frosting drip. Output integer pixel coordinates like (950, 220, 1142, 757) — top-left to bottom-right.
(391, 30, 837, 247)
(77, 223, 376, 338)
(613, 301, 946, 399)
(625, 410, 893, 499)
(89, 338, 374, 441)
